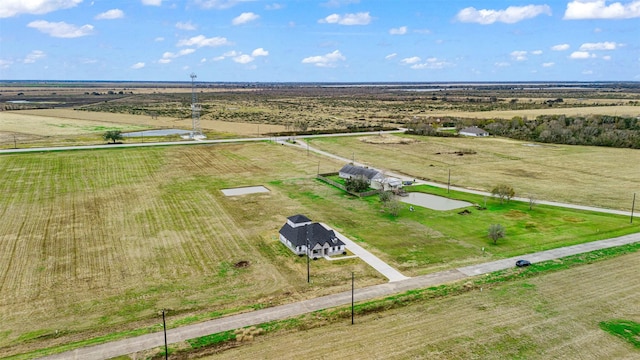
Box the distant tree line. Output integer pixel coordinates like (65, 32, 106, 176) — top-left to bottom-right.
(407, 115, 640, 149)
(482, 115, 640, 149)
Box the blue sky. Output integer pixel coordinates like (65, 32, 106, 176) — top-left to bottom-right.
(1, 0, 639, 82)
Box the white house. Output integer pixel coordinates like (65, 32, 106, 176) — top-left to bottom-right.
(338, 163, 386, 189)
(279, 215, 346, 259)
(459, 126, 489, 137)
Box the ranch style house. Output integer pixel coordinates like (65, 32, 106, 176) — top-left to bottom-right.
(279, 215, 346, 259)
(459, 126, 489, 137)
(339, 163, 403, 191)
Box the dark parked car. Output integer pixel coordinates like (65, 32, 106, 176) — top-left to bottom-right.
(516, 259, 531, 267)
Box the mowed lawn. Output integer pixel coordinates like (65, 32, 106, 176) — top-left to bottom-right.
(308, 134, 640, 211)
(208, 251, 640, 360)
(0, 141, 637, 357)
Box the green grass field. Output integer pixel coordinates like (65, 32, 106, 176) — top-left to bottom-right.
(0, 141, 638, 357)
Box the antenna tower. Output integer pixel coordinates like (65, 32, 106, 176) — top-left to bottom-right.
(190, 73, 203, 138)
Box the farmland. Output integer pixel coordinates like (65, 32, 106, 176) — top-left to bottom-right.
(1, 141, 639, 358)
(0, 82, 639, 358)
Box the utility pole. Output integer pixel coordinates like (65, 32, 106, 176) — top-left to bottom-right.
(351, 272, 355, 325)
(306, 225, 313, 283)
(447, 169, 451, 193)
(162, 310, 168, 360)
(631, 193, 636, 224)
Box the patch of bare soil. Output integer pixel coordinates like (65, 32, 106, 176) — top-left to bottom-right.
(360, 135, 418, 145)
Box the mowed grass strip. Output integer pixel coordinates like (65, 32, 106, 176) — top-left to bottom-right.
(308, 134, 640, 211)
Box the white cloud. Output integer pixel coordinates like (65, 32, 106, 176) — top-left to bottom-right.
(583, 70, 594, 74)
(400, 56, 421, 65)
(131, 62, 145, 69)
(385, 53, 397, 60)
(160, 48, 196, 63)
(531, 50, 543, 55)
(155, 37, 165, 42)
(233, 54, 254, 64)
(410, 57, 452, 70)
(193, 0, 255, 10)
(456, 5, 552, 24)
(232, 12, 259, 25)
(494, 62, 511, 67)
(95, 9, 124, 20)
(177, 35, 231, 47)
(0, 59, 14, 68)
(251, 48, 268, 56)
(511, 50, 528, 61)
(319, 12, 372, 25)
(28, 20, 94, 38)
(602, 55, 612, 60)
(141, 0, 162, 6)
(0, 0, 82, 18)
(579, 41, 619, 50)
(265, 3, 283, 10)
(301, 50, 346, 68)
(322, 0, 360, 7)
(551, 43, 570, 51)
(564, 0, 640, 20)
(176, 21, 197, 30)
(570, 51, 595, 59)
(389, 26, 407, 35)
(542, 62, 555, 67)
(24, 50, 45, 63)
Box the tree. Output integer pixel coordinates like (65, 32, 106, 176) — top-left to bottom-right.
(385, 198, 402, 217)
(379, 189, 393, 203)
(345, 176, 370, 193)
(491, 184, 515, 204)
(103, 130, 123, 144)
(488, 224, 505, 244)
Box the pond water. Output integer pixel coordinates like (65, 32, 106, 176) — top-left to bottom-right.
(122, 129, 192, 137)
(400, 192, 472, 211)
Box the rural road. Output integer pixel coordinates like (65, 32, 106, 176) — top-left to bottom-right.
(40, 232, 640, 360)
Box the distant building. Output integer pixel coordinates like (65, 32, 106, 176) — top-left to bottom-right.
(278, 215, 346, 259)
(459, 126, 489, 137)
(338, 164, 384, 183)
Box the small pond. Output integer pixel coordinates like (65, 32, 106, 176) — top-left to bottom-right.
(122, 129, 192, 137)
(400, 192, 472, 211)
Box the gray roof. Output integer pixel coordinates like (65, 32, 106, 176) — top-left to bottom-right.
(279, 222, 344, 248)
(459, 126, 489, 135)
(339, 164, 382, 180)
(287, 214, 311, 224)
